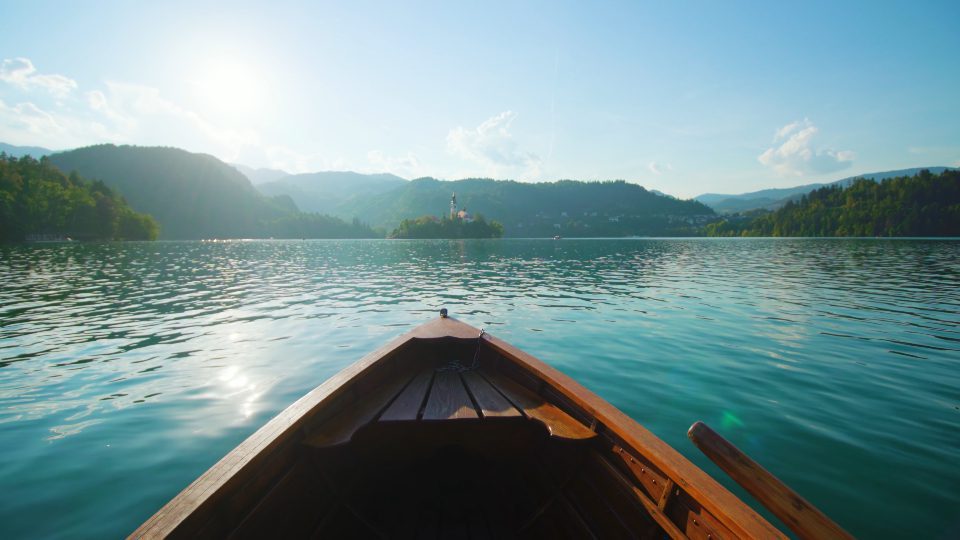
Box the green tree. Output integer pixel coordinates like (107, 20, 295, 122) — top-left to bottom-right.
(703, 169, 960, 237)
(0, 154, 159, 242)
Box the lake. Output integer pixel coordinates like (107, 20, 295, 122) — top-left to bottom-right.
(1, 238, 958, 538)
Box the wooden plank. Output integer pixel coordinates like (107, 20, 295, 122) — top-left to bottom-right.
(563, 473, 633, 539)
(422, 371, 479, 420)
(130, 315, 789, 540)
(592, 453, 689, 540)
(609, 443, 669, 502)
(579, 450, 658, 536)
(688, 421, 853, 540)
(556, 492, 600, 540)
(303, 372, 414, 447)
(461, 371, 521, 418)
(658, 479, 676, 510)
(483, 370, 595, 440)
(130, 328, 421, 539)
(131, 317, 474, 539)
(665, 490, 735, 540)
(515, 454, 603, 539)
(408, 316, 483, 339)
(229, 458, 332, 539)
(379, 369, 434, 422)
(481, 329, 789, 539)
(221, 435, 299, 525)
(524, 491, 597, 540)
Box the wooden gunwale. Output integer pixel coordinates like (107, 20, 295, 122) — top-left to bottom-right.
(131, 319, 470, 539)
(131, 316, 787, 539)
(481, 329, 788, 540)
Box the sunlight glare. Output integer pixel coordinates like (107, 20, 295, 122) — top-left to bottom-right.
(193, 58, 262, 117)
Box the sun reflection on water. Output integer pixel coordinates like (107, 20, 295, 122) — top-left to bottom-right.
(216, 364, 262, 420)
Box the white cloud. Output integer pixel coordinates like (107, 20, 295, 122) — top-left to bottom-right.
(446, 111, 542, 178)
(647, 161, 672, 175)
(758, 119, 854, 177)
(367, 150, 422, 178)
(0, 57, 323, 171)
(0, 99, 62, 134)
(774, 120, 805, 140)
(0, 58, 77, 98)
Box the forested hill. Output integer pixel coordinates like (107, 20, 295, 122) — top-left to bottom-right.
(48, 145, 293, 239)
(696, 166, 955, 214)
(0, 155, 158, 242)
(46, 145, 378, 239)
(706, 169, 960, 237)
(339, 178, 714, 236)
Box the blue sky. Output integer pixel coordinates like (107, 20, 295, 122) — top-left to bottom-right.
(1, 0, 957, 197)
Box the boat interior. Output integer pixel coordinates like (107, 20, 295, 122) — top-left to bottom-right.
(142, 324, 783, 539)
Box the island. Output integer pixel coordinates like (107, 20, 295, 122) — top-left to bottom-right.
(389, 193, 504, 239)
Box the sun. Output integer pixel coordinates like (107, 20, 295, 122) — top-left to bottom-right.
(193, 58, 262, 118)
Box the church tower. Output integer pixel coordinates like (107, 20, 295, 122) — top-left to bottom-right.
(450, 193, 457, 219)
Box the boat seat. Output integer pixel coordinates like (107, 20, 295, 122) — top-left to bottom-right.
(303, 368, 595, 449)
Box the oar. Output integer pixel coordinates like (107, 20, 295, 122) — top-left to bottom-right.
(687, 421, 853, 540)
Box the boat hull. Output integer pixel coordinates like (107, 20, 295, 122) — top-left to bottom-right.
(131, 317, 785, 539)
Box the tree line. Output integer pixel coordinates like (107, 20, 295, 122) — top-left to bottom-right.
(341, 177, 714, 235)
(0, 154, 159, 242)
(705, 169, 960, 237)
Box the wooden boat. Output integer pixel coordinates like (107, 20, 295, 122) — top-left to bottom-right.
(132, 312, 850, 539)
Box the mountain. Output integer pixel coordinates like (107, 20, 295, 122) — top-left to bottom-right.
(697, 167, 956, 214)
(232, 163, 290, 185)
(0, 142, 54, 159)
(257, 171, 407, 215)
(338, 177, 714, 237)
(48, 145, 300, 239)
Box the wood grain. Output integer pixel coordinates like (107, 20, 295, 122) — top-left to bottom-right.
(483, 370, 596, 440)
(688, 421, 853, 540)
(379, 369, 434, 422)
(481, 325, 789, 539)
(461, 371, 521, 418)
(422, 371, 479, 420)
(130, 316, 805, 539)
(302, 371, 413, 448)
(130, 319, 430, 539)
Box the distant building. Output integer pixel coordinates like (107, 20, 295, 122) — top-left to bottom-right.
(448, 192, 474, 222)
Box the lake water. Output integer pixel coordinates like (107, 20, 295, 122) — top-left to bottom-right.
(1, 239, 958, 538)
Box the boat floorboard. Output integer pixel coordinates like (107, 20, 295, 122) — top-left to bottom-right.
(304, 367, 595, 449)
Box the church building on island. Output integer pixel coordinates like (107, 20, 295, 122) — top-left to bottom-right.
(449, 193, 473, 223)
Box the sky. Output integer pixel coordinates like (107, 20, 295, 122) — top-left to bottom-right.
(1, 0, 958, 198)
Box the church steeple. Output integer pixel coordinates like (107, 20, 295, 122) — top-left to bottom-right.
(450, 192, 457, 219)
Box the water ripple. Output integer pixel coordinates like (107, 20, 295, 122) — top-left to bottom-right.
(0, 238, 958, 538)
